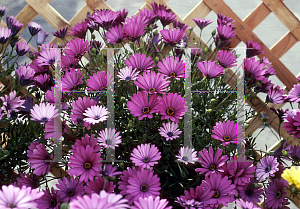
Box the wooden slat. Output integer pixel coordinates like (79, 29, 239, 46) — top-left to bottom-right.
(271, 31, 298, 58)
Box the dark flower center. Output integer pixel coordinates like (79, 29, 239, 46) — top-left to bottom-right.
(94, 115, 100, 120)
(106, 139, 112, 145)
(223, 135, 231, 142)
(116, 38, 123, 43)
(245, 188, 253, 196)
(182, 156, 188, 161)
(149, 87, 156, 93)
(292, 156, 300, 162)
(142, 107, 150, 114)
(169, 72, 176, 77)
(69, 63, 75, 68)
(130, 36, 136, 40)
(41, 117, 48, 122)
(221, 62, 227, 68)
(140, 184, 148, 192)
(268, 97, 274, 103)
(209, 164, 216, 170)
(298, 93, 300, 98)
(206, 74, 213, 79)
(275, 190, 282, 199)
(136, 67, 143, 72)
(7, 203, 16, 208)
(49, 59, 55, 65)
(265, 166, 271, 172)
(50, 199, 57, 207)
(125, 76, 131, 81)
(75, 53, 82, 58)
(166, 108, 174, 116)
(213, 191, 220, 198)
(143, 157, 150, 163)
(67, 189, 75, 197)
(167, 132, 173, 137)
(84, 162, 92, 169)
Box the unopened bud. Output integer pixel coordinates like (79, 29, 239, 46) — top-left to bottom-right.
(210, 99, 217, 102)
(91, 48, 96, 54)
(282, 150, 289, 157)
(91, 34, 96, 39)
(57, 43, 62, 48)
(153, 30, 158, 36)
(248, 132, 253, 137)
(155, 57, 159, 63)
(212, 29, 216, 36)
(206, 109, 212, 113)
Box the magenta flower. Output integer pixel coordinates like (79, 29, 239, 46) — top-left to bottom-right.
(117, 66, 139, 81)
(36, 48, 61, 66)
(255, 155, 279, 181)
(157, 56, 185, 80)
(97, 128, 122, 149)
(36, 187, 63, 209)
(6, 15, 23, 36)
(0, 185, 43, 209)
(16, 41, 30, 56)
(127, 91, 159, 120)
(62, 69, 84, 91)
(56, 176, 84, 202)
(193, 18, 212, 29)
(45, 86, 69, 110)
(0, 90, 25, 118)
(123, 15, 148, 41)
(105, 24, 124, 44)
(195, 146, 228, 177)
(244, 57, 267, 81)
(84, 176, 116, 194)
(0, 5, 7, 17)
(236, 178, 263, 203)
(217, 24, 236, 41)
(28, 21, 42, 36)
(217, 14, 235, 26)
(92, 9, 117, 29)
(30, 103, 59, 124)
(33, 74, 52, 92)
(71, 134, 101, 153)
(27, 142, 39, 158)
(158, 122, 182, 141)
(61, 55, 79, 70)
(28, 143, 54, 175)
(0, 27, 12, 44)
(68, 145, 102, 182)
(283, 112, 300, 138)
(100, 164, 122, 177)
(197, 60, 224, 79)
(15, 173, 40, 189)
(246, 40, 264, 58)
(87, 71, 113, 91)
(176, 147, 198, 165)
(156, 93, 187, 123)
(44, 116, 68, 141)
(265, 179, 289, 209)
(35, 30, 49, 45)
(211, 120, 244, 146)
(287, 83, 300, 103)
(64, 38, 91, 59)
(235, 199, 261, 209)
(138, 8, 157, 25)
(157, 10, 177, 27)
(132, 196, 172, 209)
(290, 145, 300, 163)
(69, 190, 129, 209)
(15, 64, 35, 86)
(52, 27, 68, 39)
(126, 169, 161, 205)
(134, 71, 170, 94)
(125, 53, 155, 73)
(68, 20, 88, 39)
(160, 28, 185, 46)
(266, 85, 285, 104)
(130, 143, 161, 169)
(173, 20, 189, 31)
(83, 105, 109, 125)
(217, 50, 237, 68)
(119, 167, 140, 198)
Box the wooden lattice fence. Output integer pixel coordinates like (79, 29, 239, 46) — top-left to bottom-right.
(1, 0, 300, 207)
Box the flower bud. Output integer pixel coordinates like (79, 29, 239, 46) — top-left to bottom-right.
(210, 99, 217, 102)
(60, 202, 69, 209)
(206, 109, 212, 113)
(282, 150, 289, 157)
(203, 47, 208, 53)
(212, 29, 216, 36)
(248, 132, 253, 137)
(155, 57, 159, 63)
(153, 30, 158, 36)
(91, 34, 96, 39)
(91, 48, 96, 54)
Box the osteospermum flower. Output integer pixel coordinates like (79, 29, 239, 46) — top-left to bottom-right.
(235, 199, 260, 209)
(281, 166, 300, 190)
(211, 120, 244, 146)
(266, 85, 285, 104)
(283, 112, 300, 138)
(92, 9, 117, 29)
(255, 155, 279, 181)
(160, 27, 185, 46)
(86, 71, 113, 91)
(0, 27, 12, 44)
(265, 179, 289, 209)
(290, 145, 300, 163)
(72, 134, 101, 153)
(138, 8, 157, 25)
(157, 56, 185, 80)
(100, 164, 122, 177)
(105, 24, 124, 44)
(52, 27, 68, 39)
(157, 10, 177, 27)
(132, 196, 172, 209)
(127, 91, 159, 120)
(62, 69, 84, 91)
(158, 122, 182, 141)
(217, 50, 237, 68)
(16, 41, 30, 56)
(16, 173, 40, 189)
(33, 73, 52, 92)
(130, 143, 161, 169)
(97, 128, 122, 149)
(237, 178, 263, 203)
(36, 47, 61, 66)
(193, 18, 213, 30)
(195, 146, 228, 177)
(246, 40, 264, 58)
(83, 105, 109, 125)
(119, 167, 140, 199)
(56, 176, 84, 202)
(134, 71, 170, 94)
(64, 38, 91, 59)
(117, 66, 139, 81)
(123, 15, 148, 41)
(197, 60, 225, 79)
(36, 187, 63, 209)
(217, 14, 235, 26)
(156, 93, 187, 123)
(125, 53, 155, 73)
(217, 24, 236, 42)
(30, 103, 59, 124)
(0, 5, 7, 17)
(15, 64, 35, 86)
(69, 190, 129, 209)
(28, 144, 54, 176)
(44, 116, 68, 141)
(176, 147, 198, 165)
(0, 90, 25, 118)
(68, 20, 88, 39)
(6, 15, 23, 36)
(27, 21, 42, 36)
(126, 169, 161, 205)
(0, 185, 43, 209)
(35, 30, 49, 45)
(84, 176, 116, 194)
(286, 83, 300, 103)
(244, 57, 267, 81)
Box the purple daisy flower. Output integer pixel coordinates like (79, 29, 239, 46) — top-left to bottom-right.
(157, 56, 185, 80)
(115, 9, 128, 25)
(217, 24, 236, 42)
(244, 57, 267, 81)
(36, 187, 63, 209)
(35, 30, 49, 45)
(0, 185, 43, 209)
(84, 176, 116, 194)
(46, 86, 69, 110)
(195, 146, 228, 177)
(127, 91, 159, 120)
(132, 196, 172, 209)
(176, 146, 198, 165)
(157, 10, 177, 27)
(160, 27, 185, 46)
(105, 24, 124, 44)
(130, 143, 161, 169)
(83, 105, 109, 125)
(255, 155, 279, 181)
(202, 173, 236, 208)
(97, 128, 122, 149)
(156, 93, 187, 123)
(30, 103, 59, 124)
(36, 48, 61, 66)
(68, 20, 88, 39)
(217, 14, 235, 26)
(27, 21, 42, 36)
(126, 169, 161, 205)
(211, 120, 244, 146)
(52, 27, 68, 39)
(125, 53, 155, 73)
(27, 141, 39, 158)
(197, 60, 225, 79)
(16, 41, 30, 56)
(237, 178, 263, 203)
(15, 64, 35, 86)
(246, 40, 264, 58)
(56, 176, 84, 202)
(119, 167, 140, 199)
(86, 71, 113, 91)
(123, 15, 148, 41)
(62, 69, 84, 91)
(61, 55, 79, 70)
(33, 74, 52, 92)
(100, 164, 122, 177)
(193, 18, 213, 30)
(92, 9, 117, 29)
(264, 64, 276, 77)
(0, 27, 12, 44)
(217, 50, 237, 68)
(266, 85, 285, 104)
(64, 38, 91, 59)
(0, 5, 7, 17)
(139, 8, 157, 25)
(28, 143, 54, 175)
(254, 77, 274, 93)
(44, 116, 68, 141)
(68, 145, 102, 182)
(151, 3, 171, 13)
(6, 16, 23, 36)
(287, 83, 300, 103)
(0, 90, 25, 118)
(173, 21, 189, 32)
(71, 134, 101, 153)
(158, 122, 182, 141)
(290, 145, 300, 163)
(15, 173, 40, 189)
(117, 66, 139, 81)
(236, 199, 261, 209)
(134, 71, 170, 94)
(265, 179, 289, 209)
(283, 112, 300, 138)
(69, 190, 129, 209)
